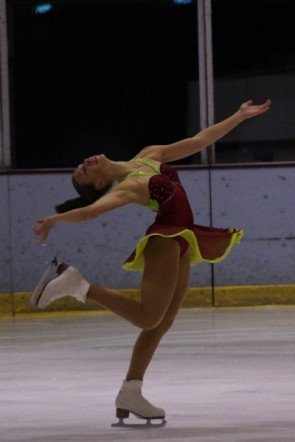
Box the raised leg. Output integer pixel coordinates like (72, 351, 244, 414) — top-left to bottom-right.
(87, 236, 180, 329)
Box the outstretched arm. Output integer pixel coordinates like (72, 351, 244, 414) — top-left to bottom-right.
(32, 186, 136, 244)
(138, 99, 271, 163)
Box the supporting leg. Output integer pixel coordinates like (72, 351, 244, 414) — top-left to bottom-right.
(113, 248, 191, 425)
(125, 247, 191, 380)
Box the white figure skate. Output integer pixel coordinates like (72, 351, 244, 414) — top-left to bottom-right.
(31, 260, 90, 309)
(112, 380, 166, 427)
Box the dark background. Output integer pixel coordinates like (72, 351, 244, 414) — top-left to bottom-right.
(7, 0, 295, 168)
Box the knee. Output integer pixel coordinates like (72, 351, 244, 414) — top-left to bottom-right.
(141, 315, 163, 331)
(142, 314, 176, 332)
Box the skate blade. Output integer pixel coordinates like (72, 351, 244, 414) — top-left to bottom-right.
(30, 255, 59, 306)
(111, 414, 166, 428)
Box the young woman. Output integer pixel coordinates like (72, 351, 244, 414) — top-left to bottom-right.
(32, 99, 271, 422)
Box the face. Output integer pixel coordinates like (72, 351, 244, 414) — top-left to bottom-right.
(73, 154, 109, 189)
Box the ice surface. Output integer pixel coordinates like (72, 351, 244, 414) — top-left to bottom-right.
(1, 306, 295, 442)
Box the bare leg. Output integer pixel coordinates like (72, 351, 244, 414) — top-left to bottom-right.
(87, 237, 180, 330)
(126, 247, 191, 381)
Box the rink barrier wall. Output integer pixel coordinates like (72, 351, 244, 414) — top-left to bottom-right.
(0, 285, 295, 317)
(0, 163, 294, 305)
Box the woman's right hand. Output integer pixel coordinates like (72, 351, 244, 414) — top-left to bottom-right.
(32, 217, 54, 244)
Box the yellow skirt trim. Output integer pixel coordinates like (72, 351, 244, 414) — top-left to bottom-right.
(123, 228, 244, 272)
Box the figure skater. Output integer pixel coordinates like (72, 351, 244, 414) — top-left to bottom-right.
(32, 99, 271, 424)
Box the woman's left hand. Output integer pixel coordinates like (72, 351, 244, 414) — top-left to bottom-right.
(32, 217, 54, 244)
(239, 99, 272, 120)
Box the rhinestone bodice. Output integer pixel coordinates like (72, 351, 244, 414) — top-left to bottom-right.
(149, 163, 194, 227)
(119, 158, 194, 225)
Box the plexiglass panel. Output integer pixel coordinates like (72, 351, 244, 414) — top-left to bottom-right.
(212, 0, 295, 163)
(8, 0, 200, 168)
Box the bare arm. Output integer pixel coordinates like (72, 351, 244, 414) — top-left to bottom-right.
(33, 186, 136, 243)
(54, 189, 134, 221)
(137, 99, 271, 163)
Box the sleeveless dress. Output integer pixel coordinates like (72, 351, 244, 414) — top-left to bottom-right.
(121, 158, 244, 271)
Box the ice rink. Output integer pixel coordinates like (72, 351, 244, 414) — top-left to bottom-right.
(1, 306, 295, 442)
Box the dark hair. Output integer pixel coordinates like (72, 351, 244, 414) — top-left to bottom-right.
(55, 177, 112, 213)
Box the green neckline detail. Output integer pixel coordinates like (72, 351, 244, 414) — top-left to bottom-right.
(130, 158, 160, 173)
(118, 170, 155, 183)
(118, 158, 160, 183)
(118, 158, 160, 211)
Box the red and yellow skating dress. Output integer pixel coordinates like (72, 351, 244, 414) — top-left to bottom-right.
(122, 158, 243, 271)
